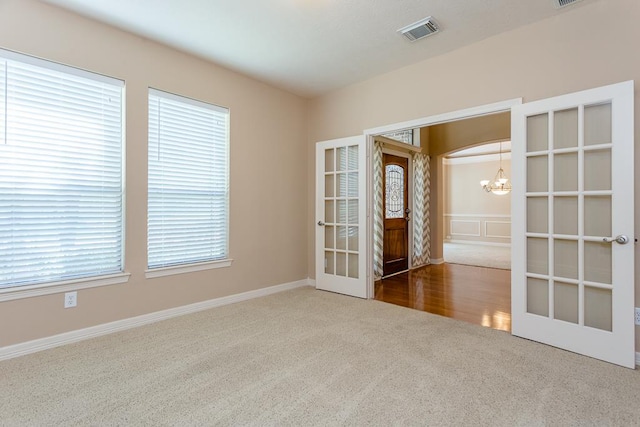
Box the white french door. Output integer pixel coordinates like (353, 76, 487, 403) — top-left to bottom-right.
(315, 136, 367, 298)
(511, 81, 635, 368)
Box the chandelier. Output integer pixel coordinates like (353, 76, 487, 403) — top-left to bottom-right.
(480, 141, 511, 195)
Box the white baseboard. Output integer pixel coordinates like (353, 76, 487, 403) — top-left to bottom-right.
(445, 239, 511, 248)
(430, 258, 445, 265)
(636, 352, 640, 367)
(0, 279, 312, 361)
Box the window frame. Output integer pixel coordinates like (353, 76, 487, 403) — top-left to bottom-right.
(0, 49, 129, 300)
(146, 88, 232, 278)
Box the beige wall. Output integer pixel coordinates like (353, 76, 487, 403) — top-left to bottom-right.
(307, 0, 640, 348)
(428, 113, 511, 157)
(426, 112, 511, 257)
(443, 158, 511, 244)
(0, 0, 308, 347)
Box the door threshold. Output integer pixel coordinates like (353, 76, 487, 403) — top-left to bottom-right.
(381, 269, 409, 279)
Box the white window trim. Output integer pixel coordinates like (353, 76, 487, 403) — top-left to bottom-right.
(145, 258, 233, 279)
(0, 273, 130, 302)
(0, 48, 125, 293)
(147, 88, 230, 271)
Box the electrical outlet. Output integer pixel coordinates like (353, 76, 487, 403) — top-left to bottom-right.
(635, 307, 640, 326)
(64, 291, 77, 308)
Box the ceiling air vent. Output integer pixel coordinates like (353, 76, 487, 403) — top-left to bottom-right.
(398, 16, 440, 42)
(553, 0, 583, 8)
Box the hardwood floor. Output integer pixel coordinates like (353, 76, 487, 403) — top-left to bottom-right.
(375, 263, 511, 332)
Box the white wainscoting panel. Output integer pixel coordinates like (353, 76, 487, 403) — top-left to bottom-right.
(445, 214, 511, 244)
(450, 220, 481, 237)
(485, 221, 511, 238)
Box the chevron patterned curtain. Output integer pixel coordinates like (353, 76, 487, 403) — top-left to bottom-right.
(373, 140, 384, 280)
(412, 153, 431, 266)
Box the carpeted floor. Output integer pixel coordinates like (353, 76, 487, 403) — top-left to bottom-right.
(1, 287, 639, 425)
(444, 242, 511, 270)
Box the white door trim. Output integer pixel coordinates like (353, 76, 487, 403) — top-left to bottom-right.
(363, 98, 523, 298)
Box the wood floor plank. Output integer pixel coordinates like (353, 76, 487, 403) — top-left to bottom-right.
(374, 263, 511, 332)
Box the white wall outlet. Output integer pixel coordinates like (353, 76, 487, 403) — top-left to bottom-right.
(64, 291, 77, 308)
(635, 307, 640, 326)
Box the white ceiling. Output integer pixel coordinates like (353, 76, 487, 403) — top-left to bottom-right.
(41, 0, 598, 97)
(444, 141, 511, 165)
(447, 141, 511, 158)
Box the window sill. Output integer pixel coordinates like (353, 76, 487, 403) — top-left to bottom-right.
(145, 259, 233, 279)
(0, 273, 131, 302)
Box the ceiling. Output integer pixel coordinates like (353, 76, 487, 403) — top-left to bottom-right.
(41, 0, 598, 97)
(447, 141, 511, 158)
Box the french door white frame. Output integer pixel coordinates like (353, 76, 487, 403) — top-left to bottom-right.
(363, 98, 523, 298)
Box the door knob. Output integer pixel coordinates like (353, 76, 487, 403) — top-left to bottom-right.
(317, 221, 325, 226)
(602, 235, 629, 244)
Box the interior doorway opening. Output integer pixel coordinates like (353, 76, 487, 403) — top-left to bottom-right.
(372, 111, 514, 332)
(443, 140, 512, 271)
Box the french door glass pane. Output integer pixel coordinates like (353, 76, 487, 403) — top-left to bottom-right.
(348, 226, 358, 251)
(527, 197, 548, 233)
(584, 149, 611, 191)
(527, 278, 549, 317)
(336, 252, 347, 276)
(584, 241, 612, 284)
(348, 172, 358, 197)
(337, 147, 347, 171)
(554, 153, 578, 192)
(336, 226, 347, 250)
(527, 237, 548, 275)
(337, 173, 347, 197)
(527, 113, 549, 152)
(584, 196, 611, 237)
(554, 197, 578, 235)
(554, 108, 578, 149)
(554, 239, 578, 280)
(348, 254, 359, 278)
(325, 148, 334, 172)
(348, 145, 358, 171)
(325, 175, 334, 197)
(527, 156, 548, 192)
(554, 282, 579, 324)
(584, 103, 612, 146)
(584, 286, 612, 331)
(337, 200, 347, 224)
(348, 200, 358, 224)
(325, 226, 334, 250)
(325, 251, 334, 274)
(325, 200, 335, 224)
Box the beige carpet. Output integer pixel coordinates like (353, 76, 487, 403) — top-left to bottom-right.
(444, 242, 511, 270)
(2, 287, 639, 425)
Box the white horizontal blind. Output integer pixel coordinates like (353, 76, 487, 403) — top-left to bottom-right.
(0, 51, 124, 289)
(148, 89, 229, 269)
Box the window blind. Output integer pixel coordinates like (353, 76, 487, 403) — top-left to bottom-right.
(147, 89, 229, 269)
(0, 50, 124, 289)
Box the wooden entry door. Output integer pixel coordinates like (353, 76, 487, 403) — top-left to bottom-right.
(383, 154, 409, 276)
